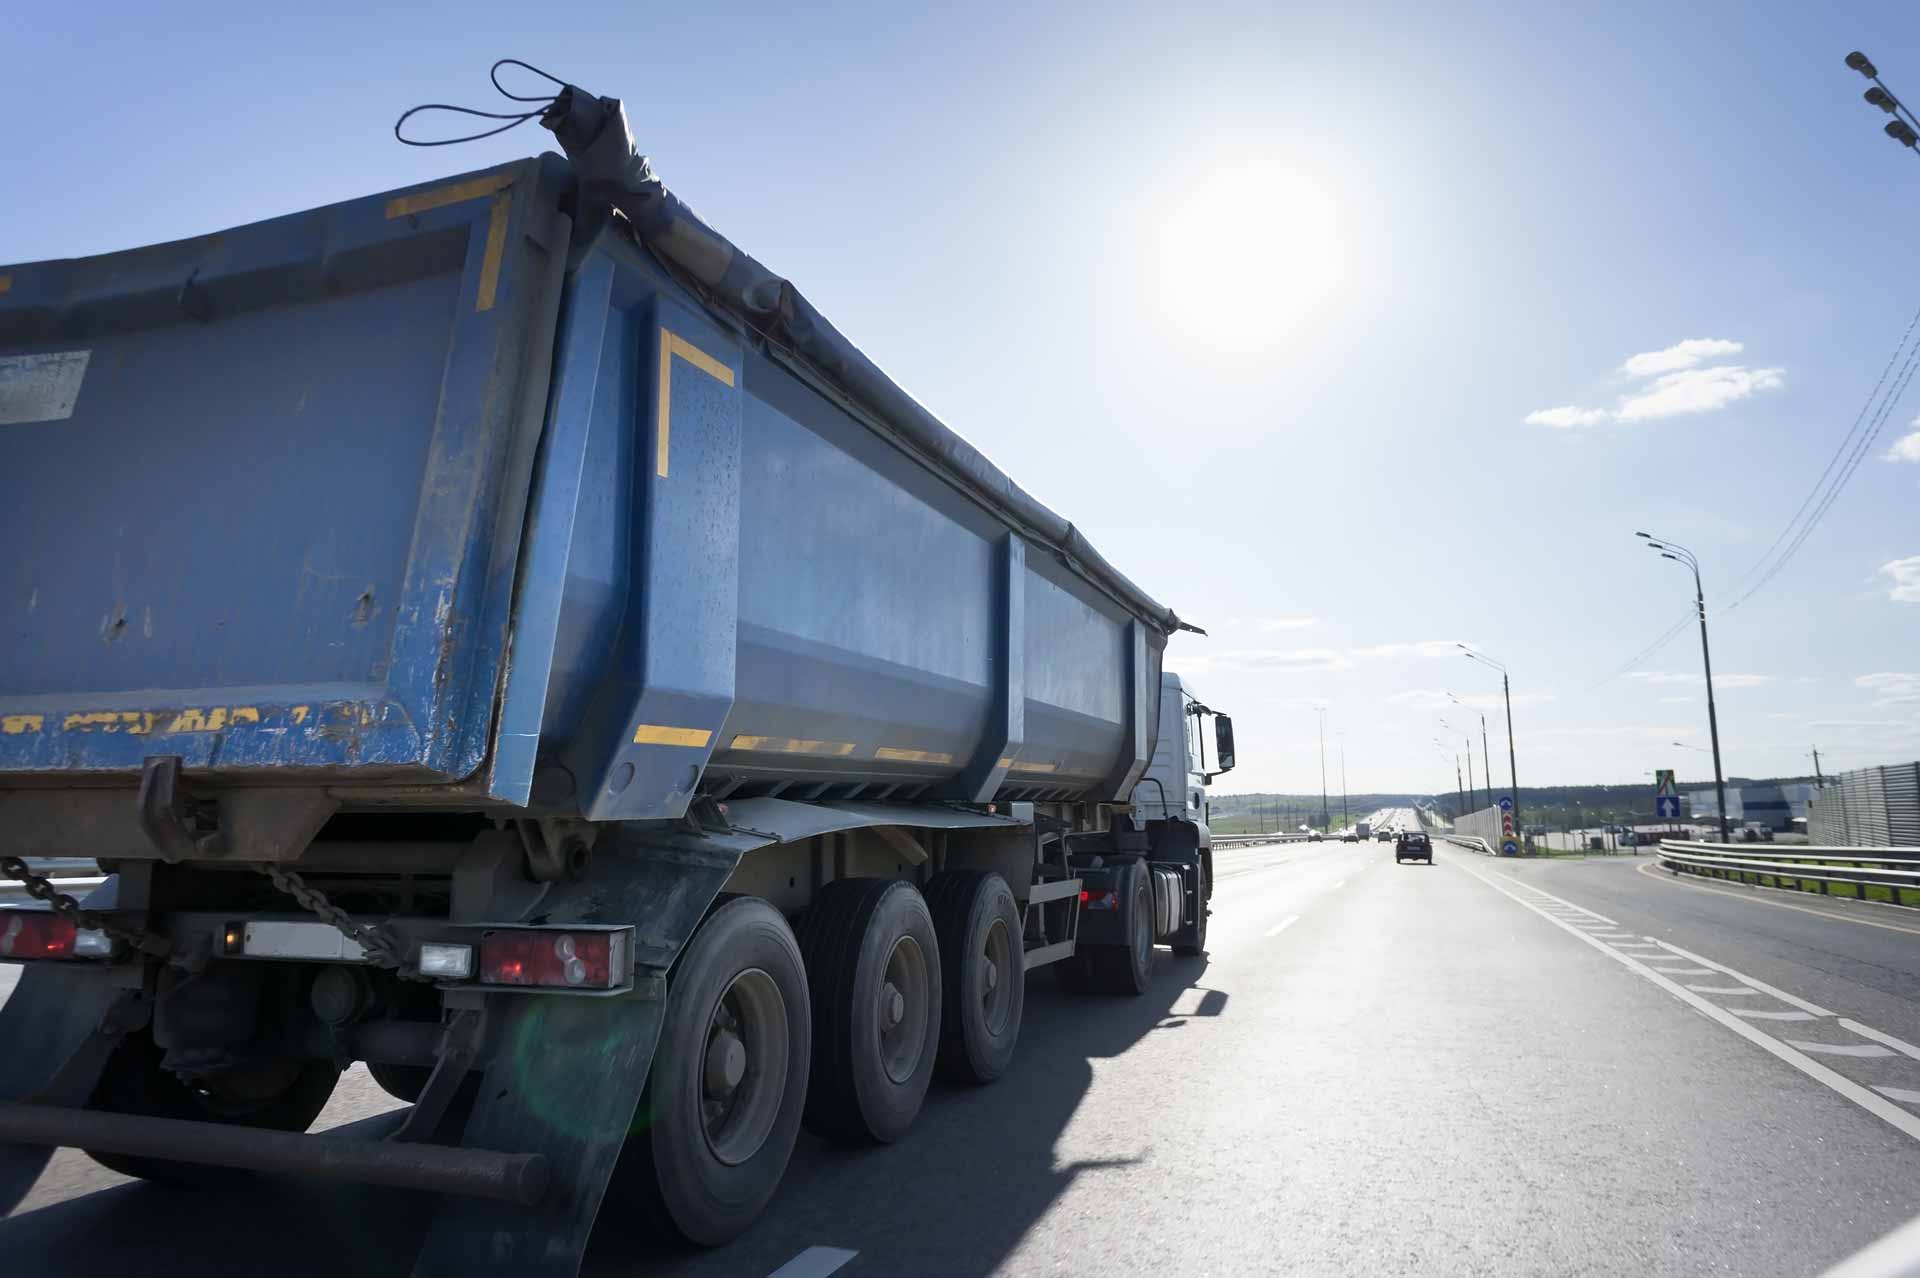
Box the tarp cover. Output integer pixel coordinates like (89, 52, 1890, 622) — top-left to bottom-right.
(540, 89, 1198, 638)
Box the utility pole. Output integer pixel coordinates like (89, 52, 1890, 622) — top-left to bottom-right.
(1317, 708, 1330, 830)
(1811, 746, 1825, 788)
(1340, 741, 1349, 829)
(1639, 534, 1730, 843)
(1460, 647, 1522, 845)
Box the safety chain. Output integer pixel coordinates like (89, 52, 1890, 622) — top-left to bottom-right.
(0, 855, 173, 957)
(263, 864, 430, 982)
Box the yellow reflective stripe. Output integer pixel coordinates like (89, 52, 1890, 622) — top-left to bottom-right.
(730, 735, 857, 756)
(656, 328, 736, 477)
(875, 747, 955, 765)
(384, 172, 515, 219)
(475, 193, 510, 312)
(632, 724, 713, 748)
(1, 713, 43, 734)
(1006, 760, 1059, 774)
(0, 275, 12, 294)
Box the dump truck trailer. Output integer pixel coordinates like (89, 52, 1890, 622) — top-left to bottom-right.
(0, 83, 1234, 1273)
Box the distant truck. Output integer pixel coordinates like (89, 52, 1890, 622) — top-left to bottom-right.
(0, 82, 1234, 1275)
(1355, 821, 1371, 839)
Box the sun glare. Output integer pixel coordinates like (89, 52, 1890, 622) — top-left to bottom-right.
(1159, 165, 1345, 353)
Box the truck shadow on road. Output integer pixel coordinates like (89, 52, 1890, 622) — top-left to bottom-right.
(0, 953, 1221, 1278)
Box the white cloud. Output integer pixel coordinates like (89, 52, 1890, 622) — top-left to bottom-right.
(1626, 670, 1772, 689)
(1524, 405, 1611, 429)
(1880, 556, 1920, 603)
(1254, 616, 1320, 632)
(1620, 338, 1744, 378)
(1887, 422, 1920, 462)
(1207, 639, 1464, 675)
(1856, 672, 1920, 704)
(1524, 339, 1783, 428)
(1615, 365, 1785, 421)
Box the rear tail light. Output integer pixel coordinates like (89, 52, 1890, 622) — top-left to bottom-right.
(1081, 890, 1118, 911)
(479, 929, 630, 990)
(0, 912, 110, 960)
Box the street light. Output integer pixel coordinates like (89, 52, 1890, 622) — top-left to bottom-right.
(1848, 52, 1920, 158)
(1459, 644, 1521, 843)
(1316, 707, 1330, 830)
(1637, 532, 1731, 843)
(1433, 739, 1464, 819)
(1447, 692, 1494, 817)
(1440, 714, 1477, 813)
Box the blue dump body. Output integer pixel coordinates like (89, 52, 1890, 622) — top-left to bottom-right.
(0, 156, 1173, 821)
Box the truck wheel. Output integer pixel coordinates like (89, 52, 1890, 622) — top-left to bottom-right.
(626, 895, 810, 1247)
(1093, 863, 1155, 996)
(84, 1033, 339, 1184)
(925, 871, 1023, 1084)
(798, 879, 941, 1144)
(1173, 862, 1208, 958)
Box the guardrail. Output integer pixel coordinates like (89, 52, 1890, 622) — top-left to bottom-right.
(1657, 840, 1920, 907)
(1438, 834, 1495, 855)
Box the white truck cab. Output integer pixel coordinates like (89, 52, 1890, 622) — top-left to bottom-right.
(1133, 671, 1234, 836)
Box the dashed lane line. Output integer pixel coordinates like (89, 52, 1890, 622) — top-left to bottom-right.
(1842, 1020, 1920, 1063)
(1634, 858, 1920, 938)
(1688, 985, 1763, 995)
(1454, 860, 1920, 1143)
(1644, 938, 1835, 1016)
(1729, 1009, 1819, 1021)
(1876, 1086, 1920, 1104)
(767, 1247, 861, 1278)
(1786, 1041, 1898, 1059)
(1266, 914, 1301, 938)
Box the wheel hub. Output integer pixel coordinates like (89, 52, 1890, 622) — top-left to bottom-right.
(705, 1028, 747, 1094)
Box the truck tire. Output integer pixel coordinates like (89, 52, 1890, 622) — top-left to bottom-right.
(1092, 863, 1155, 996)
(925, 871, 1023, 1084)
(625, 895, 810, 1247)
(84, 1033, 339, 1185)
(1173, 862, 1208, 958)
(797, 878, 941, 1144)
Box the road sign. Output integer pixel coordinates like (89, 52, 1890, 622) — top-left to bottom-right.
(1655, 769, 1675, 797)
(1498, 796, 1514, 813)
(1656, 795, 1681, 820)
(1501, 839, 1519, 856)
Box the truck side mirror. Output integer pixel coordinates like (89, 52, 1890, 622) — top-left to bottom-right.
(1213, 716, 1236, 773)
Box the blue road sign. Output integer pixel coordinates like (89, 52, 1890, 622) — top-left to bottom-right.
(1498, 796, 1514, 813)
(1501, 839, 1519, 855)
(1656, 795, 1681, 820)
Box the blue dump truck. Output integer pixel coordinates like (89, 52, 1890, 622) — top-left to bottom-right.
(0, 81, 1235, 1272)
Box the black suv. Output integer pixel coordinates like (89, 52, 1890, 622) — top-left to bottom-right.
(1395, 832, 1433, 864)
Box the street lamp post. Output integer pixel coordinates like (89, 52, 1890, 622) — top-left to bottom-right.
(1450, 693, 1495, 818)
(1317, 707, 1330, 830)
(1435, 739, 1463, 819)
(1639, 533, 1731, 844)
(1460, 646, 1520, 845)
(1441, 715, 1476, 812)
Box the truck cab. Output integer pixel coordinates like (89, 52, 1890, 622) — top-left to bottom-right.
(1130, 672, 1234, 894)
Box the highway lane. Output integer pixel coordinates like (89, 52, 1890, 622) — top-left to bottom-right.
(8, 840, 1920, 1275)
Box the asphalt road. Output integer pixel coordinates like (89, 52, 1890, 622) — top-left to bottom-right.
(9, 839, 1920, 1275)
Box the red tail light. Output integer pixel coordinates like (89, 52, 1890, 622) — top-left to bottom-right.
(0, 911, 77, 958)
(1082, 890, 1119, 911)
(478, 929, 630, 990)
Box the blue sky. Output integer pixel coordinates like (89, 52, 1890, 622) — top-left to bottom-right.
(8, 1, 1918, 795)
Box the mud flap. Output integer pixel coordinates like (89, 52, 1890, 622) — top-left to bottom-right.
(0, 963, 137, 1211)
(415, 823, 761, 1276)
(413, 991, 663, 1276)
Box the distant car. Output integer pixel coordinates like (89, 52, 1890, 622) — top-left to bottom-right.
(1395, 832, 1433, 864)
(1375, 830, 1393, 842)
(1340, 830, 1359, 843)
(1308, 830, 1323, 842)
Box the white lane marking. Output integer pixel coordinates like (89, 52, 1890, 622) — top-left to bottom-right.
(1728, 1009, 1818, 1021)
(1785, 1040, 1897, 1058)
(1456, 862, 1920, 1143)
(1688, 985, 1762, 995)
(1266, 914, 1301, 938)
(1499, 878, 1618, 925)
(1333, 880, 1347, 889)
(1643, 938, 1834, 1016)
(1875, 1086, 1920, 1104)
(1840, 1019, 1920, 1062)
(768, 1247, 861, 1278)
(1641, 965, 1718, 975)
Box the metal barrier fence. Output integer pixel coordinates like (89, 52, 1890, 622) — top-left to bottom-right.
(1657, 840, 1920, 905)
(1452, 806, 1508, 849)
(1807, 761, 1920, 847)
